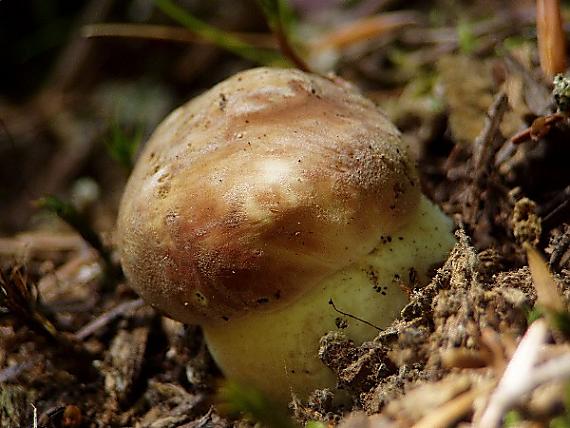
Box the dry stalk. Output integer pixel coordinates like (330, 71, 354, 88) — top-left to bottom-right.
(412, 381, 495, 428)
(477, 319, 549, 427)
(536, 0, 567, 80)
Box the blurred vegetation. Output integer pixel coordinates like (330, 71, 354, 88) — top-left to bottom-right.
(154, 0, 286, 65)
(217, 381, 296, 428)
(0, 0, 87, 98)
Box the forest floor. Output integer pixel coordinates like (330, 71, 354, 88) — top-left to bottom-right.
(1, 0, 570, 427)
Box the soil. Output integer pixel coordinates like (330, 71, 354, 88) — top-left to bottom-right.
(1, 1, 570, 427)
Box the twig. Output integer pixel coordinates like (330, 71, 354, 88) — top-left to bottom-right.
(82, 23, 276, 48)
(477, 319, 549, 427)
(311, 11, 419, 51)
(531, 353, 570, 384)
(274, 25, 310, 72)
(440, 348, 490, 369)
(0, 233, 85, 259)
(328, 298, 382, 331)
(536, 0, 567, 80)
(0, 298, 145, 383)
(463, 92, 509, 227)
(32, 403, 37, 428)
(472, 92, 509, 182)
(503, 54, 552, 116)
(480, 328, 509, 375)
(413, 381, 494, 428)
(256, 0, 311, 72)
(31, 406, 65, 428)
(542, 185, 570, 233)
(0, 359, 38, 383)
(509, 113, 565, 145)
(37, 250, 100, 303)
(74, 298, 144, 340)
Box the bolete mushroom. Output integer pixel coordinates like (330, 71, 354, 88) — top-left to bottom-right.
(117, 67, 455, 404)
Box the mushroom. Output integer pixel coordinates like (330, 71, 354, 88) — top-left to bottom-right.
(117, 67, 455, 404)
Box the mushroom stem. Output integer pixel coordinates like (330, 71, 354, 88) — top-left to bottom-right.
(203, 195, 455, 404)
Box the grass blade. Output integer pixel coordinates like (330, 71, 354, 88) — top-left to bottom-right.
(153, 0, 286, 66)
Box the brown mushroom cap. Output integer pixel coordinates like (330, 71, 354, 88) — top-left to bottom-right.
(117, 67, 420, 324)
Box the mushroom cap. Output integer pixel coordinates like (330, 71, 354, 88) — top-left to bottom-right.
(117, 67, 420, 324)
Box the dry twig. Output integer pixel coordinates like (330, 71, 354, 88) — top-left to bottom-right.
(463, 92, 509, 232)
(536, 0, 567, 80)
(82, 23, 276, 48)
(413, 381, 494, 428)
(311, 11, 419, 51)
(74, 298, 144, 340)
(478, 320, 549, 427)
